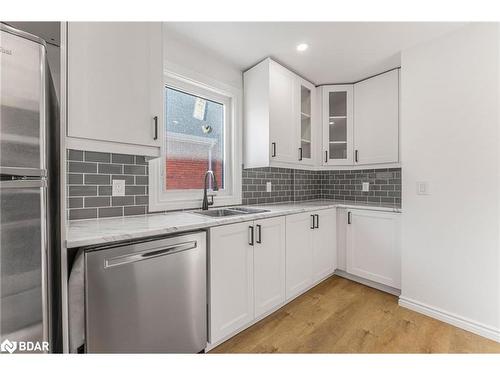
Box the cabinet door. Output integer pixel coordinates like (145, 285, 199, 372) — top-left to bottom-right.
(269, 61, 298, 164)
(254, 217, 286, 318)
(298, 79, 315, 165)
(67, 22, 163, 149)
(346, 209, 401, 288)
(285, 212, 314, 299)
(322, 85, 354, 165)
(209, 222, 254, 343)
(354, 69, 399, 165)
(312, 209, 336, 282)
(336, 208, 347, 271)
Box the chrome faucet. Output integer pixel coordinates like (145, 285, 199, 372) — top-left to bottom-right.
(202, 170, 219, 210)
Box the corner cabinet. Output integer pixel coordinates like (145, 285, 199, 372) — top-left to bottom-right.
(345, 209, 401, 289)
(320, 69, 399, 167)
(243, 58, 317, 168)
(66, 22, 164, 156)
(353, 69, 399, 165)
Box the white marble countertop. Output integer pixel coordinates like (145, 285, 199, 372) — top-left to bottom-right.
(66, 199, 401, 248)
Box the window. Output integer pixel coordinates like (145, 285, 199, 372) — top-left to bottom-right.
(148, 71, 242, 212)
(165, 87, 224, 191)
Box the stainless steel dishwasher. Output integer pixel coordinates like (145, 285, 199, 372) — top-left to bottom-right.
(84, 231, 207, 353)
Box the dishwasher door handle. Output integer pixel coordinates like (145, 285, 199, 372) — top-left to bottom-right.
(104, 240, 198, 268)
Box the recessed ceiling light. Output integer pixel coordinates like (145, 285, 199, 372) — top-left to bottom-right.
(296, 43, 308, 52)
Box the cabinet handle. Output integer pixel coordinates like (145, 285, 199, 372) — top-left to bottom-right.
(315, 214, 319, 229)
(325, 150, 328, 163)
(310, 215, 315, 229)
(355, 149, 359, 163)
(153, 116, 159, 140)
(271, 142, 277, 157)
(347, 211, 352, 225)
(298, 147, 303, 161)
(256, 224, 262, 244)
(249, 225, 254, 245)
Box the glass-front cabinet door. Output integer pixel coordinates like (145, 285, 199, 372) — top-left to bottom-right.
(322, 85, 353, 165)
(298, 80, 314, 164)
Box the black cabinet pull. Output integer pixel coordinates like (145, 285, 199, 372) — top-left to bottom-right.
(355, 150, 359, 163)
(271, 142, 277, 157)
(325, 150, 328, 163)
(298, 147, 303, 161)
(315, 214, 319, 228)
(249, 226, 254, 245)
(153, 116, 159, 140)
(347, 211, 352, 224)
(310, 215, 315, 229)
(256, 224, 262, 244)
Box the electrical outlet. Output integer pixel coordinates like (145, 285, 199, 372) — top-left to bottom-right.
(112, 179, 125, 196)
(266, 181, 272, 192)
(362, 182, 370, 192)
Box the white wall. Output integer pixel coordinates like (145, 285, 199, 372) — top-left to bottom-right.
(163, 25, 243, 90)
(400, 23, 500, 341)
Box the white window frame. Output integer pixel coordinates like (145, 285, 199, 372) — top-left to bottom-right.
(149, 70, 242, 212)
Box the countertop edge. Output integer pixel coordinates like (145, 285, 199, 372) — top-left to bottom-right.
(66, 202, 401, 249)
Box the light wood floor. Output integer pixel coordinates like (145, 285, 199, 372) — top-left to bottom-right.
(210, 276, 500, 353)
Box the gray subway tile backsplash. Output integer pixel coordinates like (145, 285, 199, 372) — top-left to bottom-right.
(241, 167, 401, 207)
(98, 207, 124, 218)
(68, 148, 401, 220)
(67, 149, 150, 220)
(84, 151, 110, 163)
(69, 208, 97, 220)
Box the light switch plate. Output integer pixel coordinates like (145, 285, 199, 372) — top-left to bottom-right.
(362, 182, 370, 192)
(266, 181, 272, 192)
(416, 181, 429, 195)
(112, 179, 125, 196)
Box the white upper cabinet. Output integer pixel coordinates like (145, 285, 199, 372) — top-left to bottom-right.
(321, 85, 354, 166)
(268, 61, 299, 164)
(353, 69, 399, 165)
(244, 58, 317, 168)
(66, 22, 163, 156)
(298, 79, 316, 165)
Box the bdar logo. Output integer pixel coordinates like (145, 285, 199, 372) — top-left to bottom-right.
(1, 339, 17, 353)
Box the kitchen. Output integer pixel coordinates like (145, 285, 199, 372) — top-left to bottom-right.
(1, 4, 500, 371)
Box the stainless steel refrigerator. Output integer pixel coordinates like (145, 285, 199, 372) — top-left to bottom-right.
(0, 23, 59, 352)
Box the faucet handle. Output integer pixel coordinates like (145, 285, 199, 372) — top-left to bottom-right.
(208, 194, 215, 206)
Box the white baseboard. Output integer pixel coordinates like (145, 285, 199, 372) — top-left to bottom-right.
(399, 296, 500, 343)
(334, 270, 401, 296)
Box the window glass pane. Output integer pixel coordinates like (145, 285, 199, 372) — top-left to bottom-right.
(165, 87, 224, 190)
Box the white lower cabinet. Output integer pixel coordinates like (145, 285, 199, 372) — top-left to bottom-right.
(285, 213, 314, 299)
(346, 209, 401, 289)
(209, 216, 285, 344)
(312, 209, 337, 282)
(253, 217, 286, 318)
(209, 222, 254, 344)
(286, 209, 337, 300)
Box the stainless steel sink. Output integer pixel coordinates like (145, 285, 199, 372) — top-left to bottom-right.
(192, 206, 269, 218)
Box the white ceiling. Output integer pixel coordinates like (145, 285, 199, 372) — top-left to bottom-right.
(164, 22, 466, 84)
